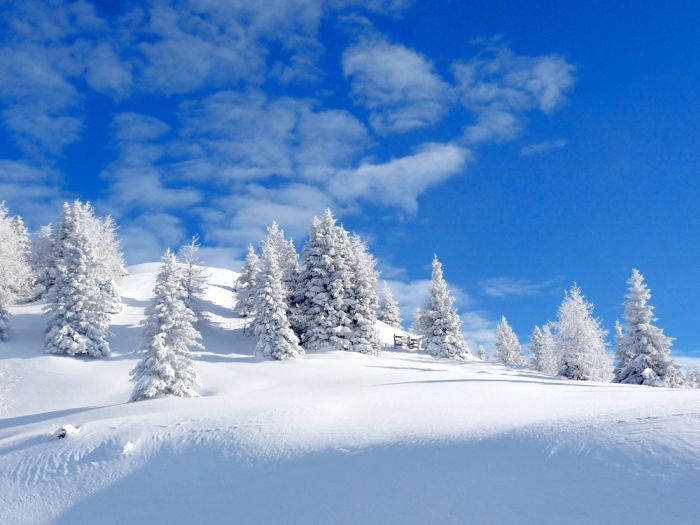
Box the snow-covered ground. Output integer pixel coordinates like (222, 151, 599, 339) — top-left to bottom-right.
(1, 264, 700, 524)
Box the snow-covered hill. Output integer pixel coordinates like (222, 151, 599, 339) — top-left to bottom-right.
(1, 265, 700, 524)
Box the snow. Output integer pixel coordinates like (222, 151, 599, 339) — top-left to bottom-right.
(1, 264, 700, 524)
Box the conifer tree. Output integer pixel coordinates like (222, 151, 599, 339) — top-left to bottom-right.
(0, 204, 32, 340)
(412, 255, 470, 359)
(130, 250, 202, 400)
(377, 281, 402, 328)
(265, 221, 301, 292)
(554, 285, 610, 381)
(235, 244, 260, 318)
(252, 240, 304, 360)
(348, 234, 381, 355)
(494, 316, 524, 366)
(31, 224, 56, 299)
(529, 324, 558, 374)
(477, 345, 487, 360)
(179, 235, 208, 325)
(686, 369, 700, 389)
(613, 269, 683, 387)
(45, 201, 115, 357)
(296, 209, 354, 352)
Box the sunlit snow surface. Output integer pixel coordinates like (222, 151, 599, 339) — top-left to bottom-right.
(1, 264, 699, 524)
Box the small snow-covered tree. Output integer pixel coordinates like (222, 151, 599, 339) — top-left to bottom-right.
(45, 201, 115, 357)
(130, 250, 202, 400)
(252, 240, 304, 360)
(477, 345, 487, 360)
(613, 269, 683, 387)
(296, 209, 354, 352)
(348, 234, 381, 355)
(265, 221, 300, 292)
(413, 255, 470, 359)
(494, 316, 523, 366)
(235, 245, 260, 318)
(31, 224, 56, 299)
(686, 369, 700, 389)
(0, 204, 33, 340)
(179, 235, 208, 325)
(554, 285, 610, 381)
(529, 324, 558, 374)
(377, 281, 402, 328)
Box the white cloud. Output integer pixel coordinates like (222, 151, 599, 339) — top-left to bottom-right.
(119, 212, 187, 264)
(204, 182, 335, 251)
(479, 277, 561, 298)
(520, 138, 568, 156)
(85, 43, 133, 99)
(461, 311, 498, 350)
(112, 112, 170, 142)
(0, 160, 66, 226)
(329, 143, 470, 212)
(454, 43, 575, 144)
(343, 35, 450, 133)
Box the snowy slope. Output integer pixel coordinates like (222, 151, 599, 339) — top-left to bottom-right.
(1, 265, 700, 524)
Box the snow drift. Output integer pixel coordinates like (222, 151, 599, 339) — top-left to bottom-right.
(1, 265, 700, 524)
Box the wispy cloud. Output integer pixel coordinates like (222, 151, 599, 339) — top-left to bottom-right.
(343, 33, 451, 133)
(330, 143, 471, 212)
(520, 138, 568, 156)
(479, 276, 562, 298)
(453, 41, 575, 144)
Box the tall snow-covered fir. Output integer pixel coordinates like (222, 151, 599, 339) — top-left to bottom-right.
(413, 255, 470, 359)
(377, 281, 402, 328)
(30, 224, 55, 300)
(348, 234, 381, 355)
(0, 203, 33, 341)
(554, 285, 610, 381)
(179, 235, 208, 325)
(613, 269, 683, 387)
(529, 324, 558, 375)
(494, 316, 523, 366)
(235, 244, 260, 317)
(130, 250, 202, 401)
(296, 210, 354, 352)
(45, 201, 119, 357)
(252, 240, 304, 360)
(264, 222, 301, 293)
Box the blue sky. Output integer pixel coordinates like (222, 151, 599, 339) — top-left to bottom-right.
(1, 1, 698, 354)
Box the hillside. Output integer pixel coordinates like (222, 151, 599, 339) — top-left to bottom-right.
(1, 265, 700, 524)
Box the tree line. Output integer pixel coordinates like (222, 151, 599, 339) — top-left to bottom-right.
(0, 201, 695, 403)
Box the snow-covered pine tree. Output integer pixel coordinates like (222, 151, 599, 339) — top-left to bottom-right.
(296, 209, 354, 352)
(554, 285, 610, 381)
(97, 215, 127, 280)
(686, 369, 700, 389)
(179, 235, 208, 325)
(412, 255, 470, 359)
(45, 201, 114, 357)
(477, 345, 487, 360)
(10, 216, 31, 266)
(0, 204, 33, 340)
(529, 324, 558, 374)
(348, 234, 381, 355)
(377, 281, 402, 328)
(613, 269, 684, 387)
(31, 224, 56, 299)
(235, 244, 260, 318)
(494, 316, 523, 366)
(265, 221, 301, 291)
(130, 249, 202, 400)
(252, 239, 304, 360)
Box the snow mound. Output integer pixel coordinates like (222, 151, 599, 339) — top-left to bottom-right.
(1, 264, 700, 524)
